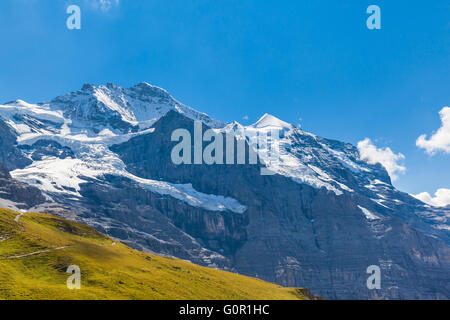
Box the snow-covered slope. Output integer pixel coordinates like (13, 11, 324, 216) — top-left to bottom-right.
(224, 113, 386, 196)
(249, 113, 292, 129)
(49, 82, 224, 131)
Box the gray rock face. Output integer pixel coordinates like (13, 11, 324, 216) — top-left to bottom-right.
(19, 140, 75, 161)
(74, 174, 247, 268)
(1, 83, 449, 299)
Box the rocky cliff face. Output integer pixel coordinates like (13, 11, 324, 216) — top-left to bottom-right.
(0, 83, 449, 299)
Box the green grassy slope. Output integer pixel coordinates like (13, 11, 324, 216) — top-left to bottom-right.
(0, 208, 310, 300)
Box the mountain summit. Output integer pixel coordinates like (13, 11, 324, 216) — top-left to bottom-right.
(50, 82, 224, 131)
(250, 113, 292, 129)
(0, 82, 449, 299)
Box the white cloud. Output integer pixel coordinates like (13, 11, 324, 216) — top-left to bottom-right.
(242, 115, 249, 120)
(86, 0, 120, 12)
(416, 106, 450, 154)
(413, 188, 450, 207)
(357, 138, 406, 181)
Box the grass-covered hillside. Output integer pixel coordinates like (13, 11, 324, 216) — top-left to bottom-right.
(0, 208, 311, 300)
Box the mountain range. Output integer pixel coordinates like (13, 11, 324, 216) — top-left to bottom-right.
(0, 82, 449, 299)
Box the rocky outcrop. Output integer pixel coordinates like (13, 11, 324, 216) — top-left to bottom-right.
(19, 140, 75, 161)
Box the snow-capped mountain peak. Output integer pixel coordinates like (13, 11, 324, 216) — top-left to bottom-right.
(249, 113, 292, 129)
(47, 82, 224, 132)
(223, 121, 245, 132)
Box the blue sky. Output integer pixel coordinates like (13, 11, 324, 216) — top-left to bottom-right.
(0, 0, 448, 199)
